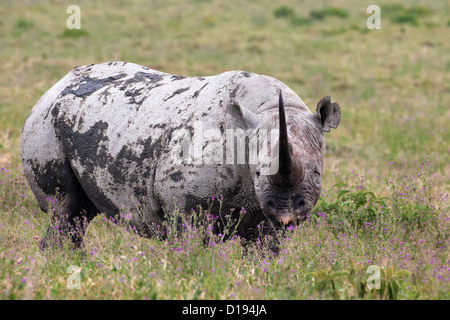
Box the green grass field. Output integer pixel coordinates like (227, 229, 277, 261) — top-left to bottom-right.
(0, 0, 448, 300)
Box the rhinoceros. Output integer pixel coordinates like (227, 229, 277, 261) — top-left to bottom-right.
(20, 61, 340, 248)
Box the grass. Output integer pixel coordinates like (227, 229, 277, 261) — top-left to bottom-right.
(58, 28, 89, 39)
(0, 161, 448, 299)
(0, 0, 449, 300)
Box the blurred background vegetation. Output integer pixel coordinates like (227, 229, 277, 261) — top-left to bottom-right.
(0, 0, 449, 190)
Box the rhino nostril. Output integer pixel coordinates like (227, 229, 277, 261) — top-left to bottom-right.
(294, 198, 305, 213)
(266, 200, 276, 214)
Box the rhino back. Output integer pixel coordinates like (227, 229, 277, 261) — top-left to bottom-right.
(29, 62, 263, 216)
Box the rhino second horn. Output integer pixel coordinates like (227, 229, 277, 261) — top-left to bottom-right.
(227, 99, 260, 129)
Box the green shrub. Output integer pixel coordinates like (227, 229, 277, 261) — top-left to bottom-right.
(274, 6, 296, 18)
(383, 4, 431, 26)
(273, 6, 312, 27)
(14, 19, 34, 30)
(310, 7, 349, 20)
(391, 14, 419, 26)
(405, 6, 430, 17)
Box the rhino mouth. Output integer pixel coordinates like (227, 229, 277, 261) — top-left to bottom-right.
(264, 207, 309, 231)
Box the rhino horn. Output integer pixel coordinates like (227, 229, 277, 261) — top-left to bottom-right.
(227, 99, 260, 129)
(269, 91, 304, 188)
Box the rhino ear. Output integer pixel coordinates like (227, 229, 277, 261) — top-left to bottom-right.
(227, 99, 260, 129)
(315, 96, 341, 133)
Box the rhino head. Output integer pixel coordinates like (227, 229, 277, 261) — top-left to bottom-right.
(228, 91, 341, 228)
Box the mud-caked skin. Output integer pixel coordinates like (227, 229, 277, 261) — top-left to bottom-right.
(20, 61, 341, 248)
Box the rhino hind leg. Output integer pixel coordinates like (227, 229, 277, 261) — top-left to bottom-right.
(27, 158, 100, 249)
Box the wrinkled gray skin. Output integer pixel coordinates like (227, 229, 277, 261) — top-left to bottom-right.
(20, 61, 340, 248)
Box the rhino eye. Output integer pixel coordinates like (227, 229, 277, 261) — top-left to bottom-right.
(314, 170, 321, 179)
(256, 169, 261, 177)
